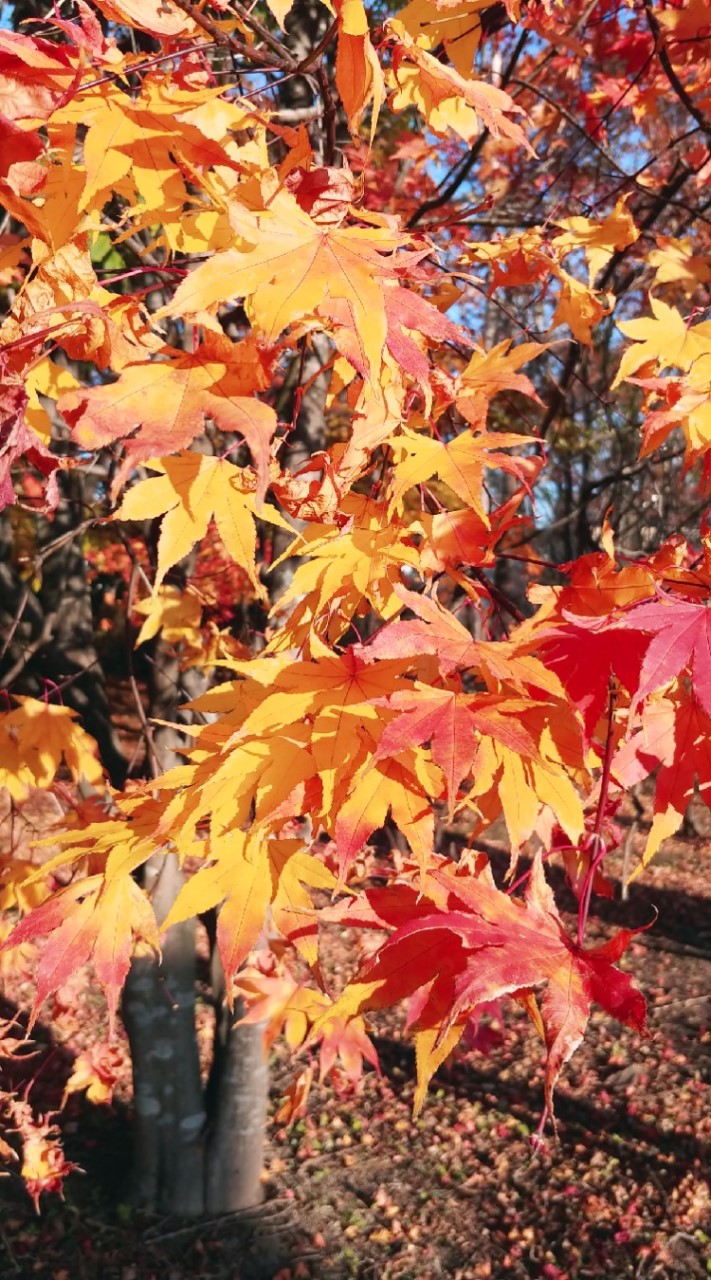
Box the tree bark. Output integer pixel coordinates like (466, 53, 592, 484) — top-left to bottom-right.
(205, 997, 269, 1213)
(122, 853, 206, 1214)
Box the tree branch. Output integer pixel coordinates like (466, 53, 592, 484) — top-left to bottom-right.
(645, 0, 711, 139)
(169, 0, 292, 70)
(407, 30, 529, 229)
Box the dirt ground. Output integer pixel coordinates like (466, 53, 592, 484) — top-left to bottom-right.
(0, 804, 709, 1280)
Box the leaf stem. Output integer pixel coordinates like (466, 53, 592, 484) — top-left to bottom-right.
(576, 678, 618, 947)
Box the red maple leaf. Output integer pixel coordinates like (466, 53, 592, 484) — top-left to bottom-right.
(617, 594, 711, 717)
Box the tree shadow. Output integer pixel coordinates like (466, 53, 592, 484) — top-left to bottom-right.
(372, 1031, 710, 1195)
(0, 995, 317, 1280)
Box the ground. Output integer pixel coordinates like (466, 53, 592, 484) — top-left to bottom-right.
(0, 802, 709, 1280)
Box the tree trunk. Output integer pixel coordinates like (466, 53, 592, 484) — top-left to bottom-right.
(123, 853, 206, 1214)
(205, 997, 269, 1213)
(124, 632, 269, 1214)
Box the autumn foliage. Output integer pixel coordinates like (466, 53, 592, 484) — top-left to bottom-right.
(2, 0, 711, 1210)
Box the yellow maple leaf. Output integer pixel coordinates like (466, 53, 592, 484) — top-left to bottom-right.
(91, 0, 193, 37)
(334, 746, 440, 881)
(614, 298, 711, 388)
(554, 196, 639, 286)
(455, 340, 544, 427)
(132, 585, 203, 653)
(159, 180, 412, 384)
(395, 0, 488, 76)
(386, 426, 535, 520)
(114, 451, 293, 598)
(54, 73, 260, 223)
(550, 265, 609, 344)
(160, 829, 272, 982)
(647, 235, 711, 293)
(0, 698, 104, 802)
(24, 356, 80, 444)
(387, 19, 531, 151)
(465, 716, 585, 858)
(269, 494, 421, 646)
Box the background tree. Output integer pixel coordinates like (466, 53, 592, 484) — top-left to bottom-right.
(1, 0, 711, 1225)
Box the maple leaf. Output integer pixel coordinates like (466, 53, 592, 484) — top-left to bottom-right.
(0, 114, 45, 203)
(6, 1101, 79, 1212)
(463, 710, 586, 858)
(613, 299, 711, 388)
(0, 384, 60, 514)
(321, 283, 471, 404)
(318, 856, 646, 1119)
(267, 493, 421, 645)
(54, 72, 257, 223)
(550, 266, 608, 344)
(335, 0, 385, 138)
(89, 0, 192, 41)
(160, 830, 273, 984)
(616, 593, 711, 719)
(370, 684, 537, 814)
(160, 831, 337, 980)
(45, 0, 124, 70)
(0, 29, 77, 125)
(363, 585, 566, 701)
(553, 196, 639, 286)
(385, 425, 539, 522)
(537, 612, 651, 740)
(172, 646, 441, 878)
(24, 354, 81, 444)
(394, 0, 488, 78)
(616, 686, 711, 866)
(387, 19, 531, 151)
(2, 874, 159, 1034)
(334, 747, 441, 881)
(455, 340, 544, 428)
(59, 335, 277, 502)
(115, 452, 292, 597)
(269, 839, 340, 973)
(236, 965, 379, 1099)
(62, 1042, 126, 1107)
(647, 235, 711, 293)
(0, 698, 104, 802)
(132, 585, 204, 651)
(159, 180, 417, 384)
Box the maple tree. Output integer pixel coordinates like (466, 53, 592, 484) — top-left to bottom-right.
(2, 0, 711, 1220)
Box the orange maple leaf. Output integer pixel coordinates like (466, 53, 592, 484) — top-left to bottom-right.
(59, 335, 277, 501)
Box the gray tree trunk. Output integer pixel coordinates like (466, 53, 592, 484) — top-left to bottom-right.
(205, 989, 269, 1214)
(124, 629, 270, 1215)
(122, 853, 206, 1215)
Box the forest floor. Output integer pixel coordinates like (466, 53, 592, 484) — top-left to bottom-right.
(0, 793, 709, 1280)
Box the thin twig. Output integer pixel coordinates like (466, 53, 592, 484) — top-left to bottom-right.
(226, 0, 297, 67)
(296, 17, 338, 76)
(0, 611, 58, 689)
(316, 63, 337, 167)
(0, 583, 30, 664)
